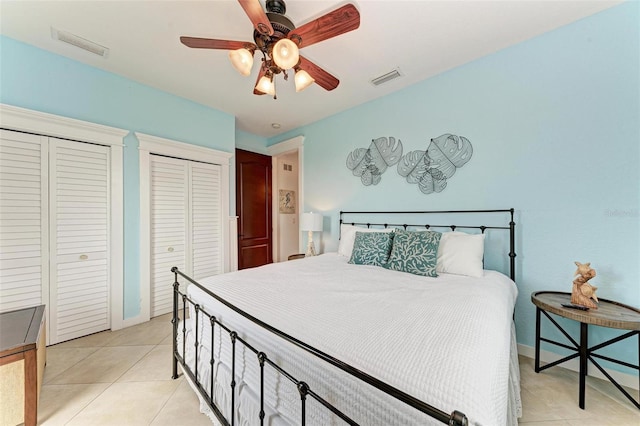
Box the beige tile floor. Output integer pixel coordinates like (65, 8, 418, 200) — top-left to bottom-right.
(37, 314, 639, 425)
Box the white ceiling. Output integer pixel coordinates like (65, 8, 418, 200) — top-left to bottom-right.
(0, 0, 623, 138)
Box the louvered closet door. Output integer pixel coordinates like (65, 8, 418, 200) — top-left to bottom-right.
(191, 162, 223, 280)
(150, 155, 187, 317)
(49, 138, 110, 344)
(0, 130, 48, 312)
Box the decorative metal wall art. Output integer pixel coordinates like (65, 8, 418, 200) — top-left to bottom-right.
(398, 134, 473, 194)
(345, 134, 473, 194)
(345, 137, 403, 186)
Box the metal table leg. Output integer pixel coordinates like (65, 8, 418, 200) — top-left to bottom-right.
(535, 307, 541, 373)
(579, 322, 588, 409)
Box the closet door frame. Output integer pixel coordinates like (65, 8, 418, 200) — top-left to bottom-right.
(137, 132, 232, 324)
(0, 103, 127, 331)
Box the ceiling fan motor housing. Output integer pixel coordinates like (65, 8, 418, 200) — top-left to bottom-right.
(254, 0, 295, 49)
(266, 0, 286, 15)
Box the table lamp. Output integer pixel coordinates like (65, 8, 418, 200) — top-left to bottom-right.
(300, 212, 323, 257)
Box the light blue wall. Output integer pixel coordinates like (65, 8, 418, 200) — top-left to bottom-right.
(0, 36, 236, 320)
(270, 2, 639, 370)
(236, 129, 269, 154)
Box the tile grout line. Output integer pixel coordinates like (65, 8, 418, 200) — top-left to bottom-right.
(42, 346, 101, 385)
(62, 381, 117, 426)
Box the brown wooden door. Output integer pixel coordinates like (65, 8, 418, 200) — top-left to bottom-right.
(236, 149, 272, 269)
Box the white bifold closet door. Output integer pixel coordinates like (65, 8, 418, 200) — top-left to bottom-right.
(0, 130, 110, 344)
(150, 155, 222, 317)
(0, 130, 48, 313)
(49, 139, 110, 343)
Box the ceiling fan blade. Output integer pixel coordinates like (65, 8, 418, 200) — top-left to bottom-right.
(238, 0, 274, 36)
(289, 4, 360, 48)
(180, 37, 256, 51)
(298, 56, 339, 91)
(253, 65, 267, 95)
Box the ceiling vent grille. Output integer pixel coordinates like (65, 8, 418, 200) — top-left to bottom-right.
(51, 28, 109, 58)
(370, 68, 402, 86)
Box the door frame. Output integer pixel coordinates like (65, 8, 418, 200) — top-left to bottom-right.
(0, 103, 127, 333)
(267, 136, 304, 259)
(137, 132, 232, 324)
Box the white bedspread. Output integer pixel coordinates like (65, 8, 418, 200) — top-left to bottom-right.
(182, 253, 519, 426)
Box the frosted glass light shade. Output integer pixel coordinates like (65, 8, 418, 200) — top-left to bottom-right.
(294, 69, 315, 92)
(255, 75, 276, 96)
(300, 212, 323, 232)
(228, 48, 254, 76)
(272, 38, 299, 70)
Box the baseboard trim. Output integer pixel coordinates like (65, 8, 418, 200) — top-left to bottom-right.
(517, 343, 638, 390)
(120, 312, 149, 329)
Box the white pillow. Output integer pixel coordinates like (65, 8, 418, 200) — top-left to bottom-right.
(436, 231, 485, 277)
(338, 224, 394, 258)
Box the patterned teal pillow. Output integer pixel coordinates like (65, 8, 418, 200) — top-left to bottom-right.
(385, 230, 441, 277)
(348, 231, 394, 266)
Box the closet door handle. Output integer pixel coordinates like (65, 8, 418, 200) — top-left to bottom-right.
(79, 254, 88, 260)
(167, 247, 174, 252)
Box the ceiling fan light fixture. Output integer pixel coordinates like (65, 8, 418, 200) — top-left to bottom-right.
(255, 74, 276, 96)
(228, 48, 254, 76)
(271, 38, 299, 70)
(294, 68, 315, 92)
(181, 1, 361, 97)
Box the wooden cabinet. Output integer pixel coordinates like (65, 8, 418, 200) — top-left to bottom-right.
(0, 305, 46, 426)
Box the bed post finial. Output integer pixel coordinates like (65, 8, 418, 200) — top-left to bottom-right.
(449, 410, 468, 426)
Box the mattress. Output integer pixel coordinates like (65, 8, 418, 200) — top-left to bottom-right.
(178, 253, 520, 426)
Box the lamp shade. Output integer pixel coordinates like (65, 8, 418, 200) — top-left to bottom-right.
(300, 212, 323, 232)
(255, 74, 276, 96)
(228, 48, 254, 76)
(272, 38, 299, 70)
(294, 69, 315, 92)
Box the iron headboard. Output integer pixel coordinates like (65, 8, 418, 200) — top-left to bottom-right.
(339, 209, 516, 281)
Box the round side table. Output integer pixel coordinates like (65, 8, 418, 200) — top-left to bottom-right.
(531, 291, 640, 410)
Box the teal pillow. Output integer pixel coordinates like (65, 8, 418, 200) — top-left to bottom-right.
(348, 231, 394, 266)
(385, 230, 441, 277)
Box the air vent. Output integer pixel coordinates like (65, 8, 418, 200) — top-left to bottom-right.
(51, 27, 109, 58)
(370, 68, 402, 86)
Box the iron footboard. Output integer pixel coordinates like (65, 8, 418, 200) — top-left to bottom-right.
(170, 266, 469, 426)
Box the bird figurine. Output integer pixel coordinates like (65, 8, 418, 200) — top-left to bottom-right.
(571, 261, 599, 309)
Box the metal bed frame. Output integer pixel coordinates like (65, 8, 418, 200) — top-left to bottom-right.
(171, 208, 516, 426)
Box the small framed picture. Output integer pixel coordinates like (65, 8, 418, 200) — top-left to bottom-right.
(279, 189, 296, 214)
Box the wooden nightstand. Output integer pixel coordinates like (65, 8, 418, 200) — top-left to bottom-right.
(531, 291, 639, 410)
(287, 253, 305, 261)
(0, 305, 46, 426)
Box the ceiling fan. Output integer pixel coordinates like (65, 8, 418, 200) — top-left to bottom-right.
(180, 0, 360, 98)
